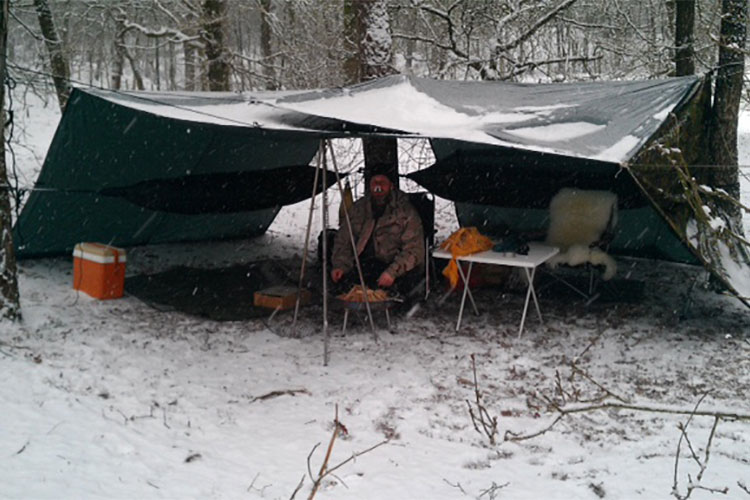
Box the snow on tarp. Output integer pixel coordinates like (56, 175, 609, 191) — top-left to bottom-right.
(83, 87, 407, 136)
(278, 74, 703, 164)
(86, 74, 703, 166)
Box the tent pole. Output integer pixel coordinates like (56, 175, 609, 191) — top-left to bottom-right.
(326, 140, 377, 341)
(321, 143, 330, 366)
(292, 145, 322, 332)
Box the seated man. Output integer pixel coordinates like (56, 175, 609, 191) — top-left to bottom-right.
(331, 165, 425, 299)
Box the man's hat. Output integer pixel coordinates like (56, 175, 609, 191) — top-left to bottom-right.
(369, 163, 398, 185)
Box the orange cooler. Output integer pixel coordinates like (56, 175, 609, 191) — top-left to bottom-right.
(73, 243, 127, 299)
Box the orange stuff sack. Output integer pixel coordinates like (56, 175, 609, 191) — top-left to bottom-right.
(439, 227, 493, 289)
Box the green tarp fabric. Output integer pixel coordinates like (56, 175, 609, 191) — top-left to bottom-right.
(13, 89, 321, 257)
(408, 145, 697, 263)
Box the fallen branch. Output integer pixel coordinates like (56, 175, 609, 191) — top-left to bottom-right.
(549, 401, 750, 421)
(570, 363, 630, 404)
(252, 388, 311, 403)
(301, 405, 388, 500)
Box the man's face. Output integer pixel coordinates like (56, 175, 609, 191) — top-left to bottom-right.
(369, 175, 392, 206)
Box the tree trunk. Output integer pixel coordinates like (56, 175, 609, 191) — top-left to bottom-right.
(345, 0, 398, 188)
(0, 0, 21, 320)
(359, 0, 394, 80)
(123, 45, 145, 90)
(202, 0, 230, 91)
(33, 0, 70, 110)
(259, 0, 276, 90)
(674, 0, 695, 76)
(184, 41, 197, 90)
(709, 0, 746, 208)
(343, 0, 365, 84)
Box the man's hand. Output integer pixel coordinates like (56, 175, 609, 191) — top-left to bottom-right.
(331, 268, 344, 283)
(377, 271, 395, 288)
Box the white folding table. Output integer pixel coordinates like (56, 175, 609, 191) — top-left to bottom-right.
(433, 242, 559, 337)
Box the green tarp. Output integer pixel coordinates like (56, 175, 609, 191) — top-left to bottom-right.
(14, 88, 321, 257)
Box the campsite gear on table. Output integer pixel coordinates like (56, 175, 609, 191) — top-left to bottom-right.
(73, 243, 126, 299)
(432, 243, 559, 337)
(492, 233, 530, 256)
(439, 227, 493, 289)
(254, 286, 312, 311)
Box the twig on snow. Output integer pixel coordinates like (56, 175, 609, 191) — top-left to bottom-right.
(570, 362, 630, 404)
(252, 388, 311, 403)
(737, 481, 750, 495)
(162, 407, 170, 429)
(504, 414, 565, 442)
(14, 439, 29, 455)
(478, 481, 510, 499)
(571, 327, 608, 364)
(289, 475, 305, 499)
(671, 394, 728, 499)
(442, 478, 468, 495)
(302, 404, 388, 500)
(466, 354, 499, 446)
(246, 472, 272, 495)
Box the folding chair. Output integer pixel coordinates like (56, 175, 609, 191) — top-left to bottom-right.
(544, 188, 618, 302)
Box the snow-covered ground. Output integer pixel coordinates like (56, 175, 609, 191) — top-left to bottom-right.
(1, 91, 750, 500)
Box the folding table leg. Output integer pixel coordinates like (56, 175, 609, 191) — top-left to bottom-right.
(528, 267, 543, 323)
(518, 266, 544, 338)
(456, 261, 477, 331)
(342, 309, 349, 334)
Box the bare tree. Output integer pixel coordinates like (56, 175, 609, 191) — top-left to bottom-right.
(202, 0, 230, 90)
(345, 0, 399, 186)
(258, 0, 276, 89)
(0, 0, 20, 320)
(674, 0, 696, 76)
(709, 0, 747, 209)
(32, 0, 70, 109)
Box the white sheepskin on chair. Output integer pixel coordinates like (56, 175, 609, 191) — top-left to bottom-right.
(547, 245, 617, 280)
(545, 188, 618, 280)
(546, 188, 618, 248)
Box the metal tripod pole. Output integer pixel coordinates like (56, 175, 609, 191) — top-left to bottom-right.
(292, 146, 322, 332)
(321, 143, 330, 365)
(326, 140, 377, 341)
